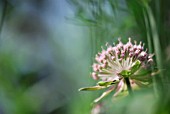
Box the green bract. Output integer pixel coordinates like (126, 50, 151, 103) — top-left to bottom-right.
(119, 60, 141, 77)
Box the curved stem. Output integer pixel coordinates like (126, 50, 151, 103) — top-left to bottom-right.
(125, 77, 133, 96)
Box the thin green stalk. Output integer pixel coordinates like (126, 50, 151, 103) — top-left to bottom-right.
(0, 0, 7, 35)
(125, 77, 133, 96)
(143, 8, 158, 97)
(145, 4, 164, 98)
(143, 9, 152, 53)
(145, 5, 163, 78)
(154, 0, 160, 32)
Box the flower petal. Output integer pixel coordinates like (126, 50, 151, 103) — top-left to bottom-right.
(114, 80, 125, 97)
(94, 86, 115, 103)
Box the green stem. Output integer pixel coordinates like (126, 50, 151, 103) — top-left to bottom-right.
(143, 7, 158, 97)
(145, 4, 164, 97)
(125, 77, 133, 96)
(0, 0, 7, 35)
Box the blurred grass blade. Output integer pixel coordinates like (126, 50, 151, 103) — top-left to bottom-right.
(145, 5, 162, 70)
(143, 8, 153, 53)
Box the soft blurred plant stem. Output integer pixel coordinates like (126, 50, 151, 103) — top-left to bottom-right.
(0, 0, 7, 36)
(144, 4, 163, 98)
(124, 77, 133, 96)
(145, 5, 163, 72)
(143, 7, 158, 97)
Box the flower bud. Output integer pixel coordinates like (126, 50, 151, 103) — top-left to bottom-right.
(91, 72, 99, 80)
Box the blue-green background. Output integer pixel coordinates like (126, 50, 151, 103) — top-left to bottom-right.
(0, 0, 170, 114)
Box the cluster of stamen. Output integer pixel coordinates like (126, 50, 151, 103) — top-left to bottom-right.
(91, 38, 153, 80)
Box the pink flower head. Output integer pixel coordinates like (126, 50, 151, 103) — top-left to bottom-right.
(79, 38, 156, 103)
(92, 38, 153, 81)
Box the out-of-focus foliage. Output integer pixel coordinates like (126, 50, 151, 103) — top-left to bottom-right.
(68, 0, 139, 53)
(0, 0, 92, 114)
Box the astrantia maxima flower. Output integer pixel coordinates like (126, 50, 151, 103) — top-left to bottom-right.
(79, 38, 156, 103)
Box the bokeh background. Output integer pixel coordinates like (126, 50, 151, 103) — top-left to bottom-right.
(0, 0, 170, 114)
